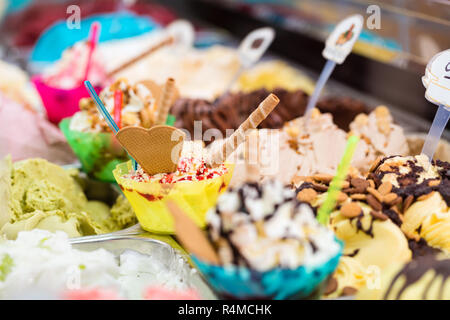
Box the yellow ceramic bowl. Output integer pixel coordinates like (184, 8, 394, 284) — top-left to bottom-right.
(113, 161, 234, 234)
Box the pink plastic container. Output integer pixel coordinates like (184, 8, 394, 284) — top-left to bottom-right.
(32, 75, 102, 124)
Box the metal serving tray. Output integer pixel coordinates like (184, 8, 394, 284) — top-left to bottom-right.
(72, 236, 216, 300)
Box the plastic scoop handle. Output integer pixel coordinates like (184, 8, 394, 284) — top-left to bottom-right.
(304, 59, 336, 120)
(238, 27, 275, 68)
(421, 104, 450, 161)
(225, 27, 275, 92)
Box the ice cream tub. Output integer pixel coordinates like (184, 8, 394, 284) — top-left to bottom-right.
(32, 75, 102, 124)
(60, 118, 129, 183)
(0, 230, 215, 299)
(191, 240, 343, 300)
(113, 161, 234, 234)
(72, 237, 216, 299)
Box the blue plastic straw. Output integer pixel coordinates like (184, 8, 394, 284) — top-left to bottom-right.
(84, 80, 138, 170)
(421, 104, 450, 161)
(84, 81, 119, 133)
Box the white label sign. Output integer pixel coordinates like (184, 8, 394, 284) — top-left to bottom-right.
(422, 49, 450, 108)
(322, 15, 364, 64)
(166, 20, 195, 49)
(238, 27, 275, 68)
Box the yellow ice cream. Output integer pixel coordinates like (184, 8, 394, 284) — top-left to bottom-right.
(357, 255, 450, 300)
(329, 201, 411, 270)
(371, 154, 450, 253)
(0, 157, 137, 239)
(307, 190, 411, 297)
(235, 60, 315, 95)
(325, 257, 374, 299)
(402, 192, 450, 253)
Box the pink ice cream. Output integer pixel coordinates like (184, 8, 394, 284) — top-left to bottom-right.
(63, 288, 121, 300)
(42, 41, 107, 89)
(144, 287, 201, 300)
(0, 93, 76, 164)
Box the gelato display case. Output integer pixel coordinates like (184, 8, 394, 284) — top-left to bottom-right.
(0, 0, 449, 303)
(184, 0, 450, 136)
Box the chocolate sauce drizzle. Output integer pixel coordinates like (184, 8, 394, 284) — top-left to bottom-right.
(408, 239, 442, 259)
(384, 255, 450, 300)
(344, 248, 360, 258)
(352, 213, 374, 238)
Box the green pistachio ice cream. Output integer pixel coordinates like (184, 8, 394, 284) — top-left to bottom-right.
(0, 156, 137, 239)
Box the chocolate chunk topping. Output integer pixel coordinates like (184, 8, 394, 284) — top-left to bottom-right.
(324, 277, 338, 295)
(342, 286, 358, 296)
(438, 180, 450, 206)
(435, 160, 450, 180)
(370, 210, 388, 221)
(351, 178, 370, 193)
(408, 239, 442, 259)
(398, 176, 416, 187)
(383, 209, 402, 227)
(403, 195, 414, 212)
(366, 194, 382, 211)
(311, 182, 329, 192)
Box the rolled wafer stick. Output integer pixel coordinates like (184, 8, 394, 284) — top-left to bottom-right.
(156, 77, 176, 125)
(166, 201, 220, 265)
(210, 93, 279, 166)
(107, 36, 174, 78)
(244, 130, 260, 182)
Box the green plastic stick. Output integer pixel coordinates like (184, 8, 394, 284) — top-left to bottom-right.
(165, 114, 176, 126)
(317, 135, 360, 225)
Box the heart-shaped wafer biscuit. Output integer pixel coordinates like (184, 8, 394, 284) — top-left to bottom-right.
(116, 125, 185, 175)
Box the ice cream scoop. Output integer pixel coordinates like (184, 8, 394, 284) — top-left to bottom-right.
(350, 106, 409, 160)
(113, 141, 233, 234)
(72, 78, 163, 132)
(0, 157, 137, 239)
(233, 60, 316, 95)
(189, 179, 342, 299)
(217, 105, 409, 189)
(0, 60, 42, 110)
(369, 155, 450, 253)
(294, 170, 412, 297)
(34, 24, 106, 124)
(208, 180, 341, 271)
(0, 94, 76, 164)
(357, 254, 450, 300)
(171, 89, 367, 137)
(41, 38, 106, 90)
